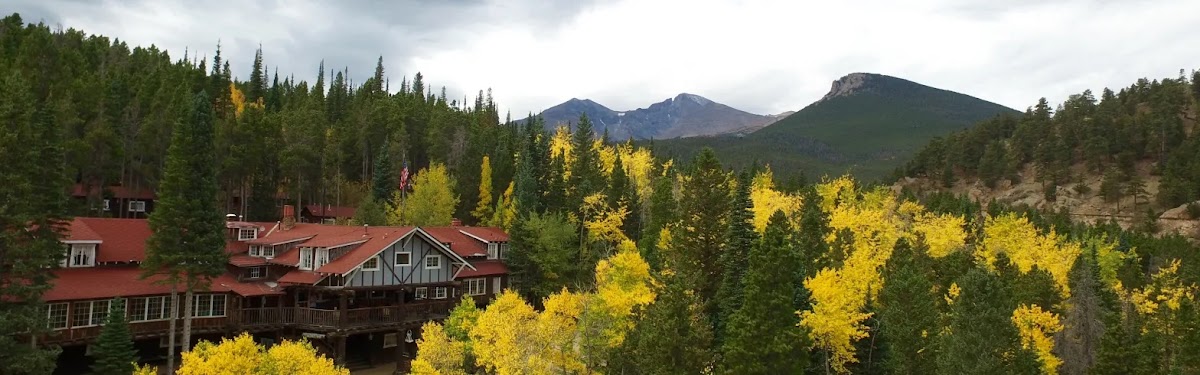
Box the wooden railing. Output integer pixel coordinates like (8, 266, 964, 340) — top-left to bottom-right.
(43, 317, 228, 344)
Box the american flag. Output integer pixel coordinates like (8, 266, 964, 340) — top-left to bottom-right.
(398, 162, 410, 191)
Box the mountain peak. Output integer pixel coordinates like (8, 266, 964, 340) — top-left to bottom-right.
(820, 72, 883, 101)
(673, 93, 712, 106)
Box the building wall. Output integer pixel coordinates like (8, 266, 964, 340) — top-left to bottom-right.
(348, 232, 456, 287)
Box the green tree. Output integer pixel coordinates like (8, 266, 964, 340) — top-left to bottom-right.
(471, 155, 494, 224)
(637, 174, 677, 270)
(721, 211, 806, 374)
(389, 163, 459, 226)
(673, 148, 730, 332)
(937, 264, 1039, 375)
(715, 171, 755, 347)
(371, 143, 395, 203)
(353, 195, 388, 226)
(0, 72, 68, 375)
(796, 185, 830, 281)
(877, 239, 938, 374)
(1056, 247, 1110, 375)
(506, 212, 578, 303)
(142, 91, 229, 364)
(91, 298, 138, 375)
(625, 273, 715, 375)
(568, 114, 604, 210)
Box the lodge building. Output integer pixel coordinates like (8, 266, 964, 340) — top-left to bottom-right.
(44, 205, 510, 372)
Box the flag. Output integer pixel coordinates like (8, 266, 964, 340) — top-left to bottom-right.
(398, 161, 410, 191)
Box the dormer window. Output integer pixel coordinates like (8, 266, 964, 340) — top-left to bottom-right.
(102, 199, 110, 211)
(238, 228, 257, 241)
(487, 243, 498, 260)
(500, 242, 508, 259)
(67, 244, 96, 267)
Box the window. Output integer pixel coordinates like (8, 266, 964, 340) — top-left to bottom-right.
(72, 300, 111, 327)
(415, 287, 428, 300)
(102, 199, 110, 211)
(238, 228, 257, 241)
(299, 248, 313, 270)
(500, 243, 509, 259)
(129, 296, 170, 322)
(46, 303, 68, 329)
(382, 333, 398, 348)
(493, 276, 502, 294)
(249, 245, 260, 257)
(424, 255, 441, 269)
(260, 245, 275, 258)
(315, 248, 330, 269)
(487, 243, 498, 259)
(128, 200, 146, 212)
(466, 278, 486, 296)
(434, 287, 448, 299)
(369, 290, 387, 299)
(192, 294, 227, 317)
(395, 252, 411, 267)
(361, 257, 379, 271)
(68, 244, 96, 267)
(247, 266, 266, 279)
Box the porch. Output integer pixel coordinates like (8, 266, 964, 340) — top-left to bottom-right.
(238, 300, 457, 333)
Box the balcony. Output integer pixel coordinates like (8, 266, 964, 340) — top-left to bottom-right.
(239, 300, 457, 332)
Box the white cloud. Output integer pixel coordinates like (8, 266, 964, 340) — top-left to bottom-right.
(10, 0, 1200, 117)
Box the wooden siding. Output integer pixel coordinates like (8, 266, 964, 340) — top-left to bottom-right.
(347, 232, 455, 287)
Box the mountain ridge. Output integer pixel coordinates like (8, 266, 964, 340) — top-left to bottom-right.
(534, 93, 785, 140)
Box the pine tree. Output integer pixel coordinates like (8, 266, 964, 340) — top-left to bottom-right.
(0, 72, 67, 375)
(714, 171, 755, 348)
(352, 195, 388, 226)
(673, 148, 730, 332)
(142, 91, 229, 362)
(625, 274, 715, 375)
(637, 175, 677, 270)
(937, 264, 1039, 375)
(877, 239, 938, 374)
(371, 143, 395, 203)
(796, 185, 830, 281)
(568, 114, 603, 209)
(248, 46, 266, 102)
(472, 155, 494, 224)
(91, 298, 138, 375)
(721, 211, 806, 374)
(1056, 248, 1109, 375)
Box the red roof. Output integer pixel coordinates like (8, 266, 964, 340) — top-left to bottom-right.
(458, 227, 509, 242)
(212, 274, 283, 297)
(46, 268, 276, 301)
(71, 184, 156, 200)
(316, 227, 414, 275)
(246, 232, 314, 246)
(304, 205, 357, 219)
(269, 247, 301, 267)
(63, 218, 153, 263)
(457, 261, 508, 278)
(304, 232, 372, 248)
(278, 270, 326, 285)
(422, 227, 487, 257)
(229, 255, 271, 267)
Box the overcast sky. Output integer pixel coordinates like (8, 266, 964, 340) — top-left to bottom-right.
(9, 0, 1200, 116)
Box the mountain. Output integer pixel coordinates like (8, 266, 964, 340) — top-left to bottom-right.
(649, 73, 1020, 181)
(536, 93, 782, 139)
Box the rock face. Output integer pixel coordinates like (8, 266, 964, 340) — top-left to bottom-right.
(820, 72, 872, 102)
(534, 93, 782, 140)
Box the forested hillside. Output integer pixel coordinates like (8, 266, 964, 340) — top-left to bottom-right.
(899, 72, 1200, 233)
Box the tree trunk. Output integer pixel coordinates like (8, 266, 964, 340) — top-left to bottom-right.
(182, 281, 195, 353)
(167, 285, 178, 371)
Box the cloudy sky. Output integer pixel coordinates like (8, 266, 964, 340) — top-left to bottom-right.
(9, 0, 1200, 116)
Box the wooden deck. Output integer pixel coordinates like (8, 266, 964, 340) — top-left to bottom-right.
(43, 300, 458, 345)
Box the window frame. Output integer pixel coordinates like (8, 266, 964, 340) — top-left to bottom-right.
(466, 278, 486, 296)
(434, 287, 448, 299)
(299, 248, 314, 270)
(71, 300, 111, 328)
(382, 333, 398, 348)
(129, 296, 170, 322)
(414, 287, 428, 300)
(487, 243, 498, 260)
(238, 228, 257, 241)
(395, 251, 411, 267)
(424, 255, 441, 270)
(102, 199, 110, 211)
(128, 200, 146, 212)
(192, 294, 227, 318)
(361, 256, 380, 271)
(247, 266, 266, 279)
(68, 244, 96, 268)
(493, 276, 502, 294)
(46, 303, 68, 330)
(499, 243, 509, 260)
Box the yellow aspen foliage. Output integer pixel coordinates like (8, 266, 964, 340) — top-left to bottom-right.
(799, 267, 874, 374)
(1130, 260, 1194, 316)
(582, 193, 629, 244)
(411, 322, 468, 375)
(470, 291, 539, 375)
(617, 144, 656, 202)
(749, 168, 803, 232)
(549, 125, 573, 162)
(979, 214, 1080, 297)
(178, 333, 348, 375)
(1011, 304, 1064, 375)
(597, 141, 617, 175)
(910, 212, 967, 258)
(472, 155, 494, 223)
(1088, 236, 1134, 290)
(229, 83, 247, 118)
(591, 241, 657, 346)
(815, 176, 857, 212)
(132, 364, 158, 375)
(659, 159, 674, 176)
(489, 181, 516, 230)
(534, 290, 588, 374)
(945, 282, 962, 305)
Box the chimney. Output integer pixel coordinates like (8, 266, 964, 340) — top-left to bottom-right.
(450, 218, 462, 227)
(281, 205, 296, 231)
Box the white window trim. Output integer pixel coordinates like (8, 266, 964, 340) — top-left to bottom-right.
(46, 303, 68, 330)
(466, 278, 486, 296)
(487, 243, 498, 260)
(238, 228, 257, 241)
(128, 200, 146, 212)
(247, 266, 266, 279)
(102, 199, 110, 211)
(71, 300, 112, 328)
(361, 257, 380, 271)
(395, 251, 412, 267)
(262, 245, 275, 258)
(314, 248, 330, 269)
(249, 245, 260, 257)
(424, 255, 441, 270)
(68, 244, 96, 268)
(434, 287, 448, 299)
(299, 248, 314, 270)
(129, 296, 171, 323)
(192, 294, 227, 318)
(493, 276, 502, 294)
(500, 243, 509, 260)
(415, 287, 428, 300)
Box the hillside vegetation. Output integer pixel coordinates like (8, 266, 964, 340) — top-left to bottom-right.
(651, 73, 1018, 181)
(899, 72, 1200, 235)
